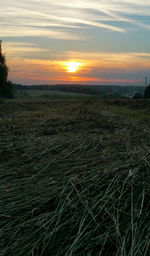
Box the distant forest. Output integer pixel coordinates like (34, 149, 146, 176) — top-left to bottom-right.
(13, 84, 145, 97)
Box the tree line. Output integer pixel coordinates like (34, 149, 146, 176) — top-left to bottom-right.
(133, 85, 150, 99)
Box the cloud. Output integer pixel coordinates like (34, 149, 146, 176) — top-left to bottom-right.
(54, 0, 150, 30)
(1, 0, 150, 41)
(56, 51, 150, 70)
(0, 26, 80, 40)
(3, 42, 48, 60)
(7, 49, 150, 85)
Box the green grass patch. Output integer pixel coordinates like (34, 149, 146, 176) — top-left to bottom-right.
(15, 89, 91, 100)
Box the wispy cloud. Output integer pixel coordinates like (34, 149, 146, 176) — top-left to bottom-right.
(54, 0, 150, 30)
(1, 26, 80, 40)
(4, 42, 48, 60)
(1, 0, 150, 40)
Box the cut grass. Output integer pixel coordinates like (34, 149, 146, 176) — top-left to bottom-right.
(0, 98, 150, 256)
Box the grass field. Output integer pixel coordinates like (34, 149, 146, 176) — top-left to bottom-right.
(0, 96, 150, 256)
(15, 89, 91, 100)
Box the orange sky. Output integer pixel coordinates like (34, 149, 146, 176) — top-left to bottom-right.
(6, 43, 150, 85)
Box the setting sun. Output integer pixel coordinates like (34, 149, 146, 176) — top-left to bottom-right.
(64, 62, 82, 73)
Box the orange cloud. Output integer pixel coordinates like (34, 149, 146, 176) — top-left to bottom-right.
(6, 42, 150, 85)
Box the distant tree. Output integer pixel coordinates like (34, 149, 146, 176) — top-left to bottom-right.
(144, 84, 150, 98)
(2, 80, 14, 98)
(133, 92, 143, 99)
(0, 40, 13, 98)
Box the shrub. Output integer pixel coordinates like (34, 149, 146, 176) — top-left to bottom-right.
(144, 84, 150, 98)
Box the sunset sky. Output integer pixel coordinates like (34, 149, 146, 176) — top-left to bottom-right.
(1, 0, 150, 85)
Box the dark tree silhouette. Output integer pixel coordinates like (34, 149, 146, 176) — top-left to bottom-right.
(0, 40, 13, 98)
(133, 92, 143, 99)
(144, 84, 150, 98)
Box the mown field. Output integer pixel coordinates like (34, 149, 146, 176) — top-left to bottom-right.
(0, 96, 150, 256)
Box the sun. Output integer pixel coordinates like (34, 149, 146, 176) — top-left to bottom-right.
(64, 62, 82, 73)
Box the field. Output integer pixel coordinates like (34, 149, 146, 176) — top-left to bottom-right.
(15, 89, 91, 100)
(0, 95, 150, 256)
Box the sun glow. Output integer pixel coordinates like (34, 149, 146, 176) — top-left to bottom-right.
(64, 62, 82, 72)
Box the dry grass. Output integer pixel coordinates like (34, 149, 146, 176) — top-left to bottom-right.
(0, 98, 150, 256)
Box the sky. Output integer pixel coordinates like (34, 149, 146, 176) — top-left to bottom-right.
(1, 0, 150, 85)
